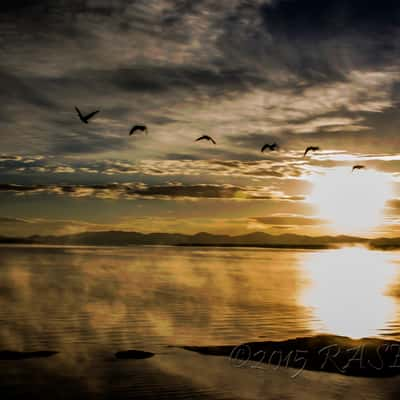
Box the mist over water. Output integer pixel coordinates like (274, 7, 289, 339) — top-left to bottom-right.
(1, 245, 400, 399)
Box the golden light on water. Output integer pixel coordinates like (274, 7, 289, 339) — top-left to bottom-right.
(301, 247, 398, 338)
(309, 167, 392, 234)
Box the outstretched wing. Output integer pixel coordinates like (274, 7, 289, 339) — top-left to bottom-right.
(84, 110, 99, 121)
(129, 126, 139, 135)
(75, 106, 83, 119)
(304, 146, 319, 157)
(195, 136, 205, 142)
(210, 137, 216, 144)
(130, 125, 147, 135)
(261, 144, 269, 152)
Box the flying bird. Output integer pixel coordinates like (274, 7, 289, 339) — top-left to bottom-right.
(303, 146, 320, 157)
(129, 125, 148, 135)
(352, 165, 366, 172)
(75, 106, 99, 124)
(195, 135, 216, 144)
(261, 143, 279, 152)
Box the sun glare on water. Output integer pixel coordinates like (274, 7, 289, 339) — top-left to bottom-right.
(301, 247, 397, 339)
(309, 167, 392, 234)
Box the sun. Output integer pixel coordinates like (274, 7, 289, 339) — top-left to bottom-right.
(308, 167, 392, 234)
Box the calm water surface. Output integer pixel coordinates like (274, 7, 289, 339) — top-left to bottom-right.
(1, 245, 400, 399)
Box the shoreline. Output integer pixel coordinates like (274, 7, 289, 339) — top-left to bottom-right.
(0, 242, 336, 250)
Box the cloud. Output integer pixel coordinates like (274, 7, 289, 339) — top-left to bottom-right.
(0, 154, 308, 178)
(101, 159, 307, 178)
(0, 217, 30, 224)
(0, 69, 55, 111)
(0, 182, 304, 201)
(93, 65, 264, 96)
(4, 152, 400, 183)
(261, 0, 400, 39)
(0, 184, 47, 193)
(0, 0, 398, 159)
(259, 0, 400, 79)
(253, 214, 327, 226)
(0, 0, 399, 238)
(385, 199, 400, 215)
(0, 155, 23, 161)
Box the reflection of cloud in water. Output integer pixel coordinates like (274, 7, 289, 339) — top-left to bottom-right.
(0, 246, 312, 352)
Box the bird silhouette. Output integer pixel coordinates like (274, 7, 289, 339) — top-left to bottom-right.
(303, 146, 320, 157)
(129, 125, 148, 136)
(261, 143, 279, 152)
(352, 165, 366, 172)
(75, 107, 99, 124)
(195, 135, 216, 144)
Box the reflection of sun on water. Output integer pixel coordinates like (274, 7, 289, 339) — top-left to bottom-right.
(301, 247, 397, 338)
(309, 167, 392, 234)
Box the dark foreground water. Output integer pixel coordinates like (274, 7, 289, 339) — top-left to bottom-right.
(1, 245, 400, 399)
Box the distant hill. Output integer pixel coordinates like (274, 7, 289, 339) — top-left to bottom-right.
(369, 237, 400, 250)
(0, 231, 370, 249)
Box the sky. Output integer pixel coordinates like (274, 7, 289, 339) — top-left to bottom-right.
(1, 0, 400, 237)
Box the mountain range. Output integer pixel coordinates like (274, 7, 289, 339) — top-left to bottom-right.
(0, 230, 385, 249)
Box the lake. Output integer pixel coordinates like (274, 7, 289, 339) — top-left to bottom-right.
(1, 245, 400, 399)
